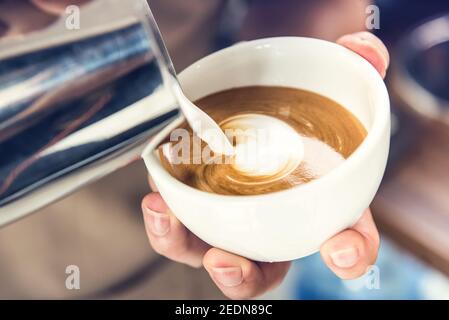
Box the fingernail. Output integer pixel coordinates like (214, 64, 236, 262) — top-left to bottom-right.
(330, 247, 359, 269)
(211, 267, 243, 287)
(145, 207, 170, 237)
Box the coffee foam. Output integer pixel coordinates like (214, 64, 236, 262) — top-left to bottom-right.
(157, 86, 367, 195)
(220, 114, 304, 180)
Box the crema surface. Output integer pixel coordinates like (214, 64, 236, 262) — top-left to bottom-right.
(158, 86, 367, 195)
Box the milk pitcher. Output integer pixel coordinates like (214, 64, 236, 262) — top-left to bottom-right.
(0, 0, 180, 225)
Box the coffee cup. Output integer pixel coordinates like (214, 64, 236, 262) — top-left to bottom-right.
(142, 37, 390, 262)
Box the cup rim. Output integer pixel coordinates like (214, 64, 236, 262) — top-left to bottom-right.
(142, 36, 390, 202)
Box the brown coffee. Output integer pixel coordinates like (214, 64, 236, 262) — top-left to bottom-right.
(158, 86, 367, 195)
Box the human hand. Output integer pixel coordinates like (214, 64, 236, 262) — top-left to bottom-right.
(30, 0, 92, 15)
(141, 31, 389, 299)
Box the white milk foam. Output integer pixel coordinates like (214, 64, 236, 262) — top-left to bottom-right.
(220, 114, 304, 178)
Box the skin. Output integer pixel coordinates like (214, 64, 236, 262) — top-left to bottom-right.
(30, 0, 92, 15)
(142, 31, 389, 299)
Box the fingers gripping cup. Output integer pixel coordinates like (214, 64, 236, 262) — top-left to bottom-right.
(142, 37, 390, 262)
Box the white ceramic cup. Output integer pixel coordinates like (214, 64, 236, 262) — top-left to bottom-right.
(142, 37, 390, 262)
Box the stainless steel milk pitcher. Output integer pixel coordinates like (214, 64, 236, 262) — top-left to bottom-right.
(0, 0, 179, 225)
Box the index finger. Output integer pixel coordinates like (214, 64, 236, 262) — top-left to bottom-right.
(337, 31, 390, 78)
(320, 209, 380, 279)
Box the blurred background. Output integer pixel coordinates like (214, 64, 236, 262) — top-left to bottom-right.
(0, 0, 449, 299)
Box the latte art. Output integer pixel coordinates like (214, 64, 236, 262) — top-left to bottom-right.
(158, 86, 367, 195)
(221, 114, 304, 178)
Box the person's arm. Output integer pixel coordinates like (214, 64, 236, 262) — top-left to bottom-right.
(30, 0, 92, 15)
(240, 0, 371, 41)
